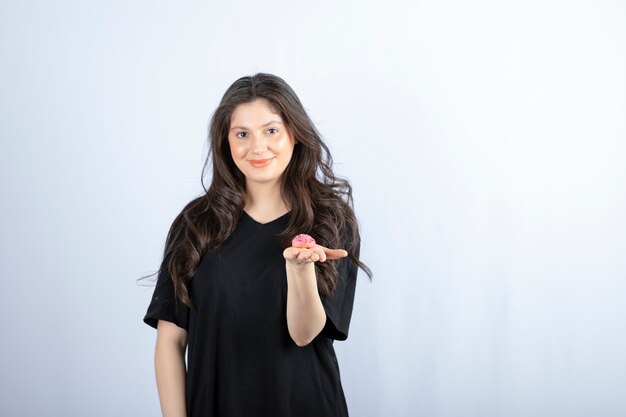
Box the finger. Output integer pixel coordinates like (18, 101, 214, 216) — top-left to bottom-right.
(307, 249, 325, 262)
(323, 248, 348, 259)
(316, 245, 345, 253)
(312, 245, 347, 259)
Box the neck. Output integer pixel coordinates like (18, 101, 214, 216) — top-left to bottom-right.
(244, 179, 289, 215)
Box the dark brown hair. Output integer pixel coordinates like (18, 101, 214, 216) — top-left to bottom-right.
(140, 73, 372, 311)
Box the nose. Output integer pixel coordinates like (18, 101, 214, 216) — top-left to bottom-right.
(250, 132, 269, 155)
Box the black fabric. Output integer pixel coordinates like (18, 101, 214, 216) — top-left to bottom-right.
(143, 210, 359, 417)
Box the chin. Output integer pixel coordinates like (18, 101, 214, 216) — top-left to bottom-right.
(246, 174, 282, 183)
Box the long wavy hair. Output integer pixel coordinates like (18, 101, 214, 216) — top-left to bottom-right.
(140, 73, 372, 311)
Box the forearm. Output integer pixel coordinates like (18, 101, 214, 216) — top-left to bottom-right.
(154, 339, 187, 417)
(285, 261, 327, 346)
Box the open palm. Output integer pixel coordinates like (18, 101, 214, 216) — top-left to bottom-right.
(283, 244, 348, 265)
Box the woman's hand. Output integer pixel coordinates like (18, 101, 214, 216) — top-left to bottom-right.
(283, 244, 348, 265)
(284, 244, 342, 346)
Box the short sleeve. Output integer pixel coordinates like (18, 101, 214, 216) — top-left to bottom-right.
(143, 264, 190, 331)
(319, 235, 360, 341)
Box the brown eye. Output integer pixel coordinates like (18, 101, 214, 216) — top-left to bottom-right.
(268, 128, 278, 134)
(236, 132, 247, 139)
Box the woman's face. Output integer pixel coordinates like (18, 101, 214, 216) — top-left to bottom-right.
(228, 98, 297, 187)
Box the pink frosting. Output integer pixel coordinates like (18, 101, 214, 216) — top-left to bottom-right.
(292, 234, 316, 247)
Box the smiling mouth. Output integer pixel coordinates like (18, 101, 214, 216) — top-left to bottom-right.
(249, 157, 274, 167)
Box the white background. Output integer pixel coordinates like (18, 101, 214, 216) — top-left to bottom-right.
(1, 1, 625, 416)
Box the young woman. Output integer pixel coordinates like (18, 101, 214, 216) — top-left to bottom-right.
(142, 73, 372, 417)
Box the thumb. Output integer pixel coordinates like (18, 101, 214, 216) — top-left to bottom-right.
(325, 248, 348, 259)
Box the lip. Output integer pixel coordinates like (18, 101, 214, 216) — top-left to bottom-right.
(249, 157, 274, 167)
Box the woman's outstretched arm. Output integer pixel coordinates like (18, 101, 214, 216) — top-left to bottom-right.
(284, 245, 348, 347)
(285, 261, 327, 346)
(155, 320, 188, 417)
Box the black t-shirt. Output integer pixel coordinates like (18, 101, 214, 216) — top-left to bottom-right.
(143, 210, 360, 417)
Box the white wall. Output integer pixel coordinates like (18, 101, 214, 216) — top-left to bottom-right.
(1, 1, 624, 416)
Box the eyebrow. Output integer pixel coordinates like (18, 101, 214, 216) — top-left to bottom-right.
(230, 120, 283, 131)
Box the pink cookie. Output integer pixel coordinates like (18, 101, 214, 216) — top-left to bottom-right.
(292, 234, 316, 248)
